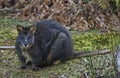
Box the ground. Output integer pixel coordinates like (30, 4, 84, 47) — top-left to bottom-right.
(0, 18, 119, 78)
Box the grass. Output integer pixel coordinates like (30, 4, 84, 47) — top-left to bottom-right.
(0, 18, 119, 78)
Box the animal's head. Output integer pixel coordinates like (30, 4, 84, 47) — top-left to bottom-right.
(16, 25, 36, 49)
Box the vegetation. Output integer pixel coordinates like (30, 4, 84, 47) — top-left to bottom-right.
(0, 0, 120, 31)
(0, 18, 119, 78)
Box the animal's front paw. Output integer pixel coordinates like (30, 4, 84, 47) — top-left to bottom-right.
(26, 61, 32, 66)
(20, 65, 26, 69)
(20, 63, 26, 69)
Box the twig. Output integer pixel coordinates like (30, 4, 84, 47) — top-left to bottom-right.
(0, 8, 20, 13)
(0, 46, 15, 50)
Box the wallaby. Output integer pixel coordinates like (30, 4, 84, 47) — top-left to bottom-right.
(15, 20, 106, 71)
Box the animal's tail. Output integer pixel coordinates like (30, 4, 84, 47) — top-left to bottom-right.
(66, 50, 111, 61)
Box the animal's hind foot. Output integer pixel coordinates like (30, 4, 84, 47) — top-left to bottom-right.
(32, 65, 41, 71)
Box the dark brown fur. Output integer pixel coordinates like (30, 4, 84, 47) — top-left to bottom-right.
(15, 20, 78, 71)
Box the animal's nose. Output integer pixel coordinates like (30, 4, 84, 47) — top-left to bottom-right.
(24, 43, 28, 47)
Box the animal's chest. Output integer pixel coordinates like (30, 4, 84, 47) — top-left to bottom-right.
(22, 50, 32, 63)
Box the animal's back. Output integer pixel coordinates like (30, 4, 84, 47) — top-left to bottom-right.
(34, 20, 71, 39)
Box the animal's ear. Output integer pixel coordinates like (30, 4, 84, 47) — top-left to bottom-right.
(16, 25, 23, 32)
(29, 26, 36, 33)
